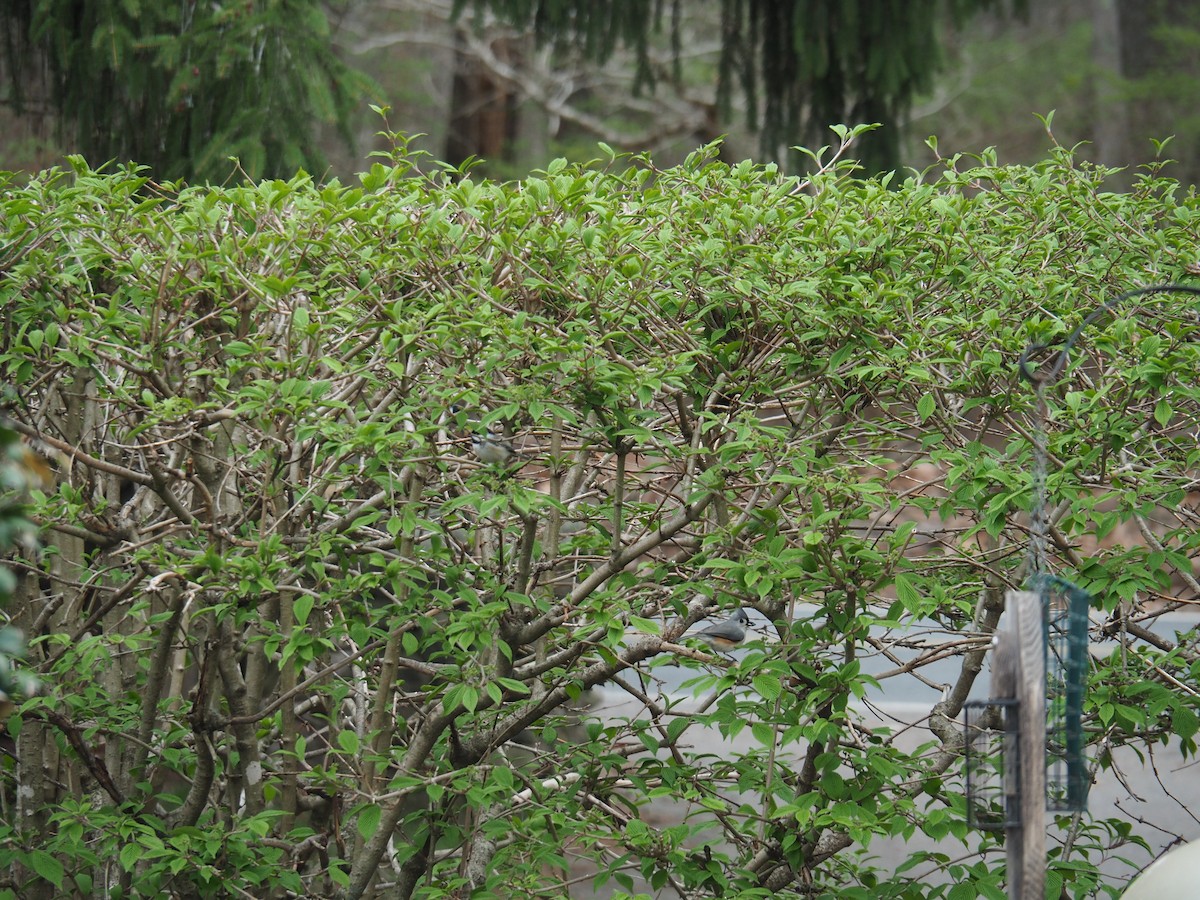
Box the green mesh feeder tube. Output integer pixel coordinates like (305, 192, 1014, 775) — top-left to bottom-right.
(1034, 573, 1090, 813)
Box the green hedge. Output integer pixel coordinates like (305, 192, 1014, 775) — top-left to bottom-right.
(1, 138, 1198, 898)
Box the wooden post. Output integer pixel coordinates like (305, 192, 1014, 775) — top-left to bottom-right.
(1009, 589, 1045, 900)
(989, 591, 1047, 900)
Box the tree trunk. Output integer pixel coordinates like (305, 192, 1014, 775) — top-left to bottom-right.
(445, 30, 521, 170)
(1091, 0, 1131, 184)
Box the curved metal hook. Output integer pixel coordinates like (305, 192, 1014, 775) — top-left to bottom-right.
(1018, 283, 1200, 386)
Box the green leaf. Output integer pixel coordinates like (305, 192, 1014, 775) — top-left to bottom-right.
(496, 677, 531, 696)
(223, 340, 255, 357)
(27, 850, 64, 888)
(629, 616, 660, 634)
(894, 574, 922, 610)
(476, 768, 508, 800)
(328, 859, 350, 887)
(917, 393, 936, 422)
(753, 673, 782, 701)
(119, 841, 141, 872)
(1154, 397, 1173, 428)
(461, 684, 479, 714)
(337, 730, 359, 754)
(357, 804, 381, 841)
(1173, 704, 1199, 743)
(666, 715, 690, 745)
(293, 593, 315, 627)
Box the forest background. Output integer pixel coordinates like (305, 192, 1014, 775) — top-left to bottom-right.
(2, 1, 1200, 186)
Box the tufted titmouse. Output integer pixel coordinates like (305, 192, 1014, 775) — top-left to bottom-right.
(691, 608, 751, 652)
(471, 432, 521, 466)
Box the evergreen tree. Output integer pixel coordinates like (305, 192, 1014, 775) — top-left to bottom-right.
(0, 0, 375, 182)
(459, 0, 1023, 172)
